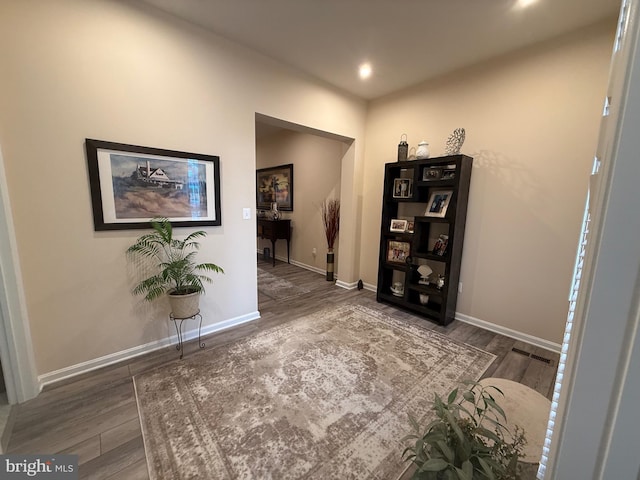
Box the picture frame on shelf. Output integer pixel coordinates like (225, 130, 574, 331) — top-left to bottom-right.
(392, 178, 413, 198)
(425, 190, 453, 218)
(406, 220, 415, 233)
(441, 165, 456, 180)
(432, 234, 449, 256)
(422, 167, 442, 181)
(390, 219, 408, 233)
(386, 240, 411, 264)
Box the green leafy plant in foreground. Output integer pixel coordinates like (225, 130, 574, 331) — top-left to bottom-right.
(402, 381, 526, 480)
(127, 217, 223, 300)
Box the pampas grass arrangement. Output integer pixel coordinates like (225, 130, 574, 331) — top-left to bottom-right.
(321, 199, 340, 252)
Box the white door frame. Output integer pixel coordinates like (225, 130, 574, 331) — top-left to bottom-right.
(0, 145, 40, 403)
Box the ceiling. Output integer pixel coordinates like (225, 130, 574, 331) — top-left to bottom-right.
(139, 0, 620, 100)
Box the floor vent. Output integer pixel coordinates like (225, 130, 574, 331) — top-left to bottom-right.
(531, 354, 554, 365)
(511, 347, 555, 366)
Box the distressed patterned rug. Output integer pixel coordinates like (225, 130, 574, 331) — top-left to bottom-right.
(257, 267, 311, 300)
(134, 304, 495, 479)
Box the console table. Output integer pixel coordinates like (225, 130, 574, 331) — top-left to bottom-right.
(257, 218, 291, 267)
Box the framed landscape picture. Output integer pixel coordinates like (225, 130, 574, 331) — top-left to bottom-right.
(85, 139, 221, 231)
(256, 164, 294, 211)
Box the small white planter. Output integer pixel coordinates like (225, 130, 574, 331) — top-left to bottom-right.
(168, 290, 201, 318)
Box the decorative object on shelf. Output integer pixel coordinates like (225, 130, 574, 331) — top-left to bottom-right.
(436, 274, 445, 290)
(391, 281, 404, 297)
(425, 190, 453, 218)
(406, 220, 415, 234)
(417, 264, 433, 285)
(127, 217, 224, 319)
(444, 127, 466, 155)
(390, 218, 408, 233)
(321, 198, 340, 281)
(432, 234, 449, 256)
(441, 164, 457, 180)
(397, 134, 408, 162)
(386, 240, 410, 264)
(422, 166, 442, 181)
(419, 293, 430, 305)
(85, 139, 222, 231)
(256, 163, 294, 211)
(392, 178, 413, 198)
(402, 381, 525, 480)
(270, 202, 280, 220)
(408, 147, 417, 160)
(416, 141, 430, 159)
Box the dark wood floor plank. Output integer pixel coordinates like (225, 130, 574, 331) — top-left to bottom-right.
(10, 401, 138, 455)
(101, 418, 142, 455)
(105, 458, 149, 480)
(60, 435, 101, 466)
(79, 436, 145, 480)
(520, 347, 560, 398)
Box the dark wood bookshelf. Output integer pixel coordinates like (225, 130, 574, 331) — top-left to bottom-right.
(376, 154, 473, 326)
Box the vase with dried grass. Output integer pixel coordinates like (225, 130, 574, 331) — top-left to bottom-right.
(321, 198, 340, 281)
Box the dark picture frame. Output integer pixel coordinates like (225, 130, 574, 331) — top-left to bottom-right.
(392, 178, 413, 198)
(422, 167, 443, 181)
(256, 164, 294, 211)
(85, 139, 221, 231)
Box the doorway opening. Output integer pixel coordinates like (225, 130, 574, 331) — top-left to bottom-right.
(254, 114, 354, 307)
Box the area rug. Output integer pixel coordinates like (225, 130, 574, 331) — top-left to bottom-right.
(134, 304, 496, 479)
(257, 267, 311, 300)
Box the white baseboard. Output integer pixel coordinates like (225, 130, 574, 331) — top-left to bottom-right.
(256, 249, 334, 279)
(38, 311, 260, 387)
(362, 281, 376, 292)
(336, 280, 356, 289)
(455, 312, 562, 353)
(289, 258, 326, 277)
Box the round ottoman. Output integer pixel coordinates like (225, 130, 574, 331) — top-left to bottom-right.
(477, 377, 551, 464)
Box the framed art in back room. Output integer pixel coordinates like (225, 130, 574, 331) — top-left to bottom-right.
(256, 164, 294, 211)
(85, 139, 221, 231)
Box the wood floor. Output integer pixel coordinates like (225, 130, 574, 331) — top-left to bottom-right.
(8, 259, 559, 479)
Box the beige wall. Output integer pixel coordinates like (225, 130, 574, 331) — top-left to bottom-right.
(256, 130, 346, 271)
(0, 0, 366, 375)
(362, 22, 615, 344)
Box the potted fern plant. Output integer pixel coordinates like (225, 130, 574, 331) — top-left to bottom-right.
(402, 381, 526, 480)
(127, 218, 224, 318)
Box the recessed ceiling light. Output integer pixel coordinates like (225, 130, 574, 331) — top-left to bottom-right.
(359, 63, 372, 80)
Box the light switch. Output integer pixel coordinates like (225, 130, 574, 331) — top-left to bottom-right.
(243, 208, 251, 220)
